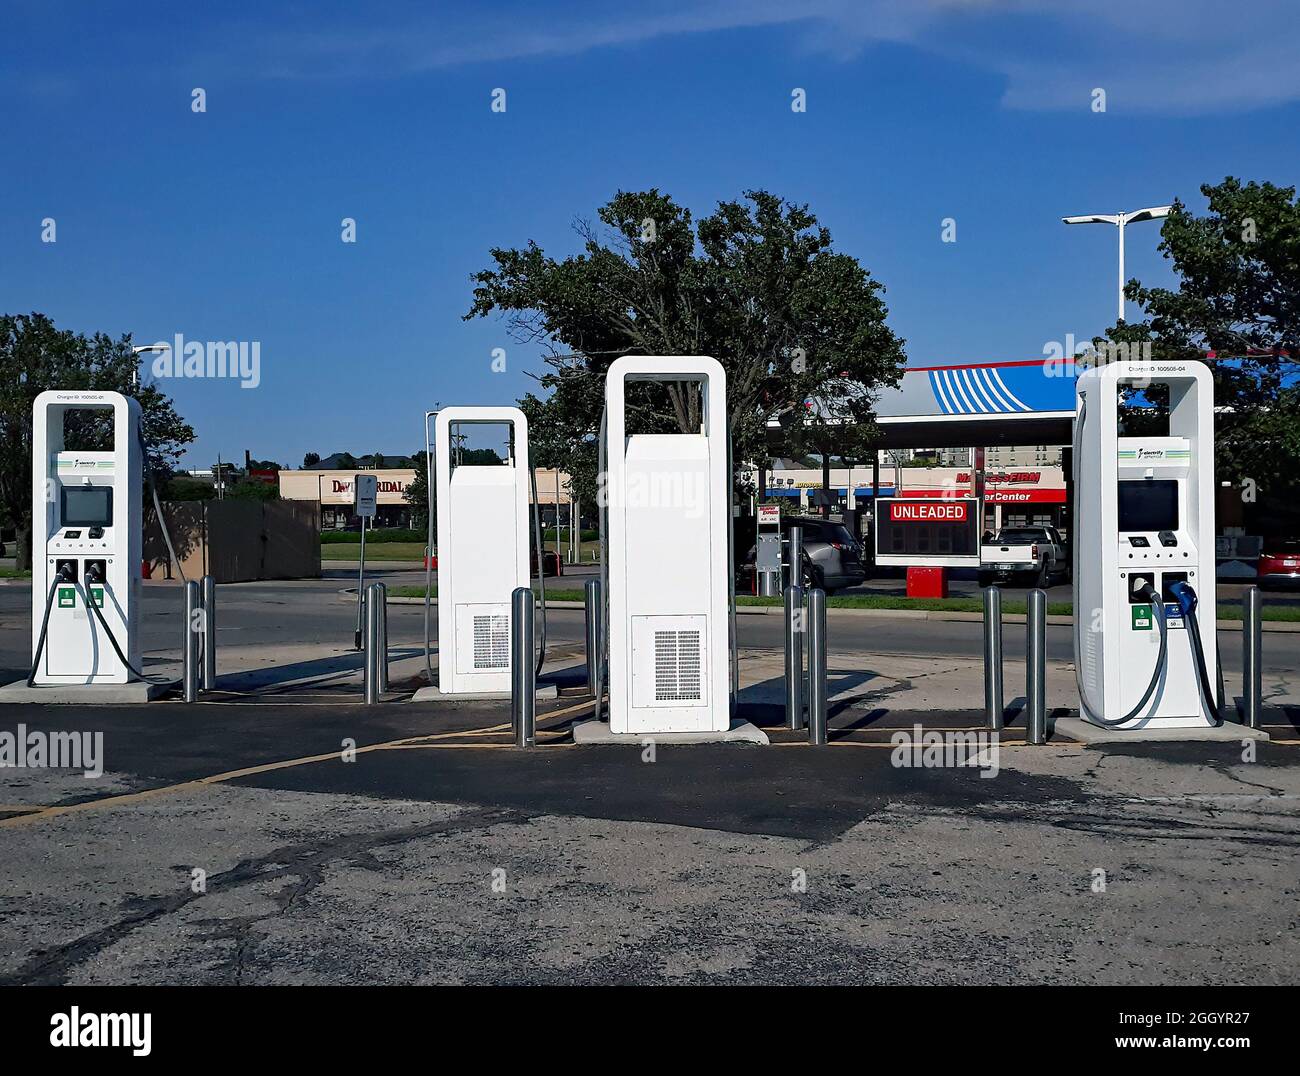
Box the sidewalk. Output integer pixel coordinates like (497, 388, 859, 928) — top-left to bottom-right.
(123, 632, 1300, 717)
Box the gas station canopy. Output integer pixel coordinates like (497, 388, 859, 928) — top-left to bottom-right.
(767, 358, 1078, 450)
(873, 359, 1076, 449)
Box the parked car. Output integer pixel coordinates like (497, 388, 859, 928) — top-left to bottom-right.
(531, 548, 563, 578)
(978, 525, 1069, 588)
(736, 515, 866, 595)
(1257, 538, 1300, 588)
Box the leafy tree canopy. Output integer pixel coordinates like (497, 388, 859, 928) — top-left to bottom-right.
(466, 189, 906, 505)
(1105, 177, 1300, 487)
(0, 312, 194, 568)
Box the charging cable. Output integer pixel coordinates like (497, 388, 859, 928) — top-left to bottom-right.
(1074, 580, 1169, 727)
(27, 563, 76, 687)
(1168, 581, 1224, 725)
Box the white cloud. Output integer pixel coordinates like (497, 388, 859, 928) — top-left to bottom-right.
(21, 0, 1300, 114)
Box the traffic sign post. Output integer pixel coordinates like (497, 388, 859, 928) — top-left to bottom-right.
(756, 503, 782, 596)
(353, 474, 378, 650)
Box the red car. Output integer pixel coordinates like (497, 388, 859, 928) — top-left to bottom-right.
(1258, 539, 1300, 588)
(531, 549, 564, 578)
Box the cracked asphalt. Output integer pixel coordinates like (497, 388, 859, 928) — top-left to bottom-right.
(1, 695, 1297, 985)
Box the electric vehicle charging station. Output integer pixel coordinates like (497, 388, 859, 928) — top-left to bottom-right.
(601, 356, 733, 736)
(28, 390, 142, 686)
(1073, 361, 1220, 729)
(431, 406, 535, 696)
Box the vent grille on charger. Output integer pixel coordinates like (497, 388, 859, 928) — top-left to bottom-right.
(653, 630, 702, 702)
(472, 614, 510, 669)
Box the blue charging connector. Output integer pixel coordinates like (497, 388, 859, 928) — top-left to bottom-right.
(1168, 580, 1197, 618)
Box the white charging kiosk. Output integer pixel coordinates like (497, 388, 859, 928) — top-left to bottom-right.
(434, 406, 531, 695)
(1073, 360, 1218, 728)
(603, 356, 732, 735)
(30, 390, 143, 685)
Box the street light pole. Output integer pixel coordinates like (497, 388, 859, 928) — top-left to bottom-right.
(1062, 205, 1172, 323)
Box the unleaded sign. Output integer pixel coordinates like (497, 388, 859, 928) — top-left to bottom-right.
(888, 501, 969, 523)
(874, 496, 981, 567)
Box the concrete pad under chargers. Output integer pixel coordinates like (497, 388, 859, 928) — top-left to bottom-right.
(571, 718, 769, 746)
(411, 684, 558, 703)
(1055, 715, 1270, 744)
(0, 678, 178, 704)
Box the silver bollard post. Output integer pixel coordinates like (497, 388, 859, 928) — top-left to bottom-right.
(200, 574, 216, 691)
(787, 525, 804, 593)
(363, 582, 382, 704)
(584, 578, 602, 696)
(376, 581, 389, 693)
(1026, 588, 1047, 744)
(1244, 586, 1262, 729)
(785, 583, 805, 730)
(183, 580, 201, 703)
(808, 587, 827, 745)
(511, 587, 536, 747)
(983, 585, 1003, 731)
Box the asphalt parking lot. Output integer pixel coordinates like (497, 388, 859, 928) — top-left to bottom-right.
(2, 679, 1298, 985)
(2, 568, 1298, 985)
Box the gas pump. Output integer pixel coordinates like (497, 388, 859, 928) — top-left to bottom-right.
(430, 406, 545, 696)
(29, 390, 142, 686)
(1073, 361, 1220, 728)
(603, 356, 732, 735)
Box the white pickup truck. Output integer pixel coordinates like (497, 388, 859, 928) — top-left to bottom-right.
(978, 525, 1069, 588)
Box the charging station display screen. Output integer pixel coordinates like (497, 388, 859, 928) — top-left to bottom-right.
(60, 486, 113, 527)
(1118, 480, 1178, 532)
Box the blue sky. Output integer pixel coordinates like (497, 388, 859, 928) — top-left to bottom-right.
(2, 1, 1297, 468)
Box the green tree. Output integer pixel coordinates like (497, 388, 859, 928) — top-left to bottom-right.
(164, 477, 217, 502)
(1104, 178, 1300, 490)
(467, 189, 906, 507)
(302, 451, 321, 468)
(783, 394, 882, 516)
(405, 450, 430, 531)
(228, 479, 279, 501)
(0, 312, 194, 569)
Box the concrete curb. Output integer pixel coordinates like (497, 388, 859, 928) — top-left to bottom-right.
(353, 592, 1300, 633)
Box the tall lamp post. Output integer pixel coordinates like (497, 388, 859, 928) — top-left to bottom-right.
(1062, 205, 1172, 323)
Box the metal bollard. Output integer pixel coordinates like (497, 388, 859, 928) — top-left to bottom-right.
(200, 575, 216, 691)
(511, 587, 536, 747)
(808, 587, 828, 745)
(787, 525, 804, 593)
(375, 581, 389, 693)
(183, 580, 201, 703)
(1243, 586, 1262, 729)
(363, 582, 383, 703)
(1026, 588, 1047, 744)
(584, 578, 602, 697)
(983, 585, 1004, 731)
(785, 583, 805, 730)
